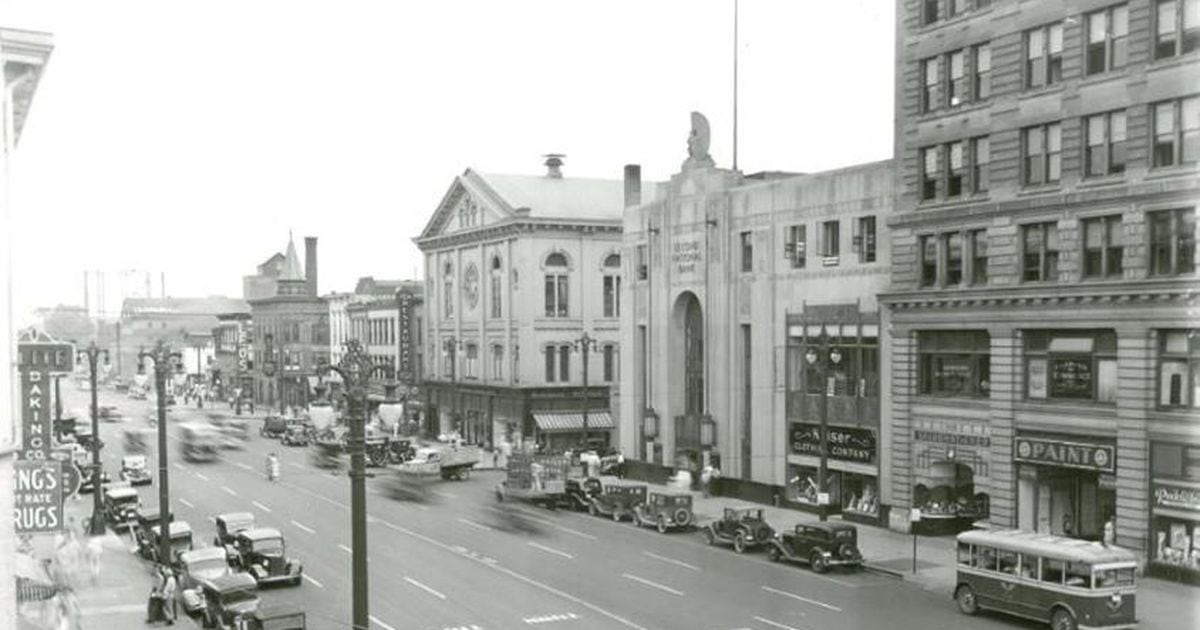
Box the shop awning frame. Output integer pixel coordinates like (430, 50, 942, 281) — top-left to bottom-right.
(533, 411, 615, 432)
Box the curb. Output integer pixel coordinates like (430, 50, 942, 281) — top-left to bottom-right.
(863, 563, 908, 580)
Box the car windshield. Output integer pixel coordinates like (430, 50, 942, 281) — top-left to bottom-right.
(112, 495, 138, 506)
(254, 538, 283, 554)
(220, 588, 258, 605)
(834, 529, 855, 539)
(189, 558, 228, 577)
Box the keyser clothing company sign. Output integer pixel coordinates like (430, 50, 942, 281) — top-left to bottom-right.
(21, 370, 52, 459)
(14, 460, 64, 534)
(790, 423, 875, 464)
(1014, 436, 1116, 474)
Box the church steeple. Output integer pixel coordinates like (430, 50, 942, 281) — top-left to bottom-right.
(280, 230, 304, 281)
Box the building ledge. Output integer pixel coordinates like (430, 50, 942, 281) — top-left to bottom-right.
(881, 277, 1199, 309)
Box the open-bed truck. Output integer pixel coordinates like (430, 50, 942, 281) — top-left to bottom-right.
(495, 454, 570, 507)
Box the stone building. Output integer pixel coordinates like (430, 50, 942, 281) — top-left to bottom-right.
(114, 296, 249, 382)
(211, 312, 252, 406)
(882, 0, 1200, 574)
(621, 114, 894, 515)
(415, 157, 626, 449)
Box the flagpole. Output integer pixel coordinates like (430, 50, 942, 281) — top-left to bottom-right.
(733, 0, 739, 172)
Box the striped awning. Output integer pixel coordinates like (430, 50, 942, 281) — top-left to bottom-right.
(533, 412, 614, 432)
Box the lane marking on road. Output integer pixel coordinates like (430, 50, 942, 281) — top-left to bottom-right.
(403, 576, 447, 600)
(221, 485, 238, 496)
(369, 615, 398, 630)
(753, 616, 806, 630)
(235, 462, 252, 471)
(642, 551, 700, 571)
(457, 517, 493, 532)
(432, 490, 457, 499)
(525, 612, 580, 624)
(178, 498, 194, 509)
(290, 520, 315, 534)
(527, 542, 574, 560)
(252, 501, 272, 513)
(760, 586, 841, 612)
(302, 574, 324, 588)
(621, 573, 683, 596)
(172, 463, 186, 471)
(195, 473, 210, 481)
(339, 544, 353, 555)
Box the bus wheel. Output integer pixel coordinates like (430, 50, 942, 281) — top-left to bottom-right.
(955, 585, 979, 615)
(1050, 607, 1077, 630)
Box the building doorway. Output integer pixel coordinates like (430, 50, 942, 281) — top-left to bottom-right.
(670, 292, 704, 460)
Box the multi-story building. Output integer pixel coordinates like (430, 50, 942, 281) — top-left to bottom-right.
(114, 296, 249, 382)
(211, 312, 253, 405)
(415, 157, 625, 449)
(882, 0, 1200, 577)
(620, 120, 894, 514)
(248, 234, 329, 411)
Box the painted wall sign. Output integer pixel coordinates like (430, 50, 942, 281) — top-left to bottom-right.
(790, 423, 876, 464)
(1153, 482, 1200, 514)
(14, 460, 64, 534)
(671, 240, 702, 274)
(1013, 436, 1116, 474)
(21, 370, 52, 460)
(914, 429, 991, 447)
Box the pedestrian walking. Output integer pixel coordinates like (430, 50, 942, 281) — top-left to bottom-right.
(700, 464, 714, 498)
(160, 566, 177, 625)
(87, 535, 102, 584)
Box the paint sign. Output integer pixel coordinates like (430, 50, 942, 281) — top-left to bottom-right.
(14, 460, 63, 534)
(21, 370, 52, 460)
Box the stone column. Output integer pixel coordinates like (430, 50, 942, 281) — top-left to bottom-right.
(1115, 327, 1152, 552)
(987, 326, 1020, 529)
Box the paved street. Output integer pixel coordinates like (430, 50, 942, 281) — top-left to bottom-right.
(69, 387, 1194, 630)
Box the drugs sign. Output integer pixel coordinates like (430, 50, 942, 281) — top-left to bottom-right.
(14, 460, 63, 534)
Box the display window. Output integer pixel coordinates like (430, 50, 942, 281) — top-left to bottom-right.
(786, 464, 841, 508)
(913, 460, 989, 519)
(841, 473, 879, 516)
(1025, 329, 1117, 402)
(1157, 329, 1200, 409)
(917, 330, 990, 397)
(1153, 517, 1200, 572)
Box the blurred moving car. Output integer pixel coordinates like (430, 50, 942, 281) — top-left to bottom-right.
(260, 416, 288, 439)
(179, 422, 220, 463)
(280, 425, 310, 447)
(120, 455, 153, 486)
(97, 406, 125, 422)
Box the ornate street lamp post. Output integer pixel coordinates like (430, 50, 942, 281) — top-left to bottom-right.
(572, 332, 598, 447)
(318, 340, 393, 630)
(77, 342, 108, 535)
(138, 341, 182, 566)
(804, 339, 842, 522)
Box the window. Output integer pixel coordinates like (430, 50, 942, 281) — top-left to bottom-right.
(919, 235, 938, 287)
(921, 146, 939, 200)
(443, 263, 454, 318)
(490, 345, 503, 380)
(921, 57, 940, 113)
(947, 141, 964, 197)
(603, 253, 621, 318)
(1025, 22, 1064, 88)
(512, 344, 520, 383)
(442, 339, 456, 379)
(949, 0, 966, 18)
(854, 216, 877, 263)
(1158, 329, 1200, 408)
(949, 50, 966, 107)
(786, 224, 807, 269)
(969, 229, 988, 285)
(1153, 96, 1200, 167)
(973, 44, 991, 100)
(544, 253, 569, 317)
(945, 232, 964, 285)
(923, 0, 939, 26)
(636, 244, 649, 280)
(971, 136, 990, 193)
(1085, 110, 1127, 176)
(740, 231, 754, 272)
(464, 343, 478, 379)
(1149, 207, 1197, 276)
(1022, 123, 1061, 185)
(559, 345, 570, 382)
(1087, 5, 1129, 75)
(1026, 330, 1118, 402)
(820, 221, 840, 261)
(1022, 222, 1060, 282)
(603, 345, 616, 383)
(1082, 215, 1124, 278)
(545, 346, 556, 382)
(490, 256, 502, 319)
(918, 331, 991, 397)
(1156, 0, 1200, 59)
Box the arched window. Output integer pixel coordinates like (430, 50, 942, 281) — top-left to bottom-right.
(603, 253, 621, 318)
(544, 253, 569, 317)
(490, 256, 503, 319)
(443, 262, 454, 318)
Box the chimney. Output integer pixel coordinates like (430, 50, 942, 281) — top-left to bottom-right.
(624, 164, 642, 208)
(543, 153, 565, 178)
(305, 236, 318, 296)
(161, 271, 166, 298)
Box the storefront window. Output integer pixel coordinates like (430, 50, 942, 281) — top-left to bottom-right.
(913, 460, 989, 520)
(841, 473, 879, 516)
(1158, 329, 1200, 409)
(1025, 329, 1117, 402)
(786, 464, 841, 508)
(918, 330, 990, 397)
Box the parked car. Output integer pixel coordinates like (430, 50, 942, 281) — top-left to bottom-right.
(280, 425, 310, 447)
(559, 477, 603, 511)
(238, 605, 306, 630)
(766, 522, 863, 573)
(705, 507, 776, 554)
(177, 547, 233, 617)
(144, 520, 194, 566)
(213, 512, 256, 563)
(102, 486, 141, 531)
(200, 573, 260, 629)
(260, 416, 288, 439)
(79, 468, 112, 495)
(133, 508, 174, 558)
(589, 484, 647, 522)
(632, 492, 694, 533)
(119, 455, 152, 486)
(230, 528, 302, 586)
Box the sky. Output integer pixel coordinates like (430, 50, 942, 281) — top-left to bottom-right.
(4, 0, 894, 323)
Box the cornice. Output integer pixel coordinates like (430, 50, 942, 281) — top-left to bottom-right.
(881, 277, 1200, 311)
(415, 218, 622, 252)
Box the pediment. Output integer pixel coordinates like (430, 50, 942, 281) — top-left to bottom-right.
(418, 169, 515, 240)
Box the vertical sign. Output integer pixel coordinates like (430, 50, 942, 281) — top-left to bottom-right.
(21, 370, 51, 459)
(397, 291, 414, 384)
(14, 460, 64, 534)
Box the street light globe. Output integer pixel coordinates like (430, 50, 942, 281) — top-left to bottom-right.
(309, 402, 336, 431)
(830, 348, 843, 365)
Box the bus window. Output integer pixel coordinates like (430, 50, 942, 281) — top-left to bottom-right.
(1095, 567, 1135, 588)
(974, 546, 997, 570)
(1018, 554, 1038, 579)
(1041, 558, 1065, 583)
(1065, 562, 1091, 587)
(957, 542, 971, 565)
(997, 550, 1019, 575)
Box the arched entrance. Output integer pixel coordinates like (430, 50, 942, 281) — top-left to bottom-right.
(670, 292, 705, 470)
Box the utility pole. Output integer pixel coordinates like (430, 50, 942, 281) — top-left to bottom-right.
(77, 342, 108, 535)
(572, 332, 598, 447)
(139, 341, 181, 565)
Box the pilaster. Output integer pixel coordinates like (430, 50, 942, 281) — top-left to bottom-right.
(1115, 326, 1152, 551)
(987, 326, 1019, 529)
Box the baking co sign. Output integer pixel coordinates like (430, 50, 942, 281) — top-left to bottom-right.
(1014, 437, 1116, 474)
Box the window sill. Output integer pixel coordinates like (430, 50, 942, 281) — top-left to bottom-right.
(916, 6, 994, 33)
(913, 395, 990, 406)
(917, 99, 991, 122)
(1153, 406, 1200, 416)
(1016, 184, 1063, 196)
(917, 192, 991, 209)
(1076, 174, 1127, 189)
(1144, 164, 1200, 181)
(1078, 69, 1129, 87)
(1018, 83, 1065, 100)
(1015, 399, 1117, 413)
(1147, 52, 1200, 72)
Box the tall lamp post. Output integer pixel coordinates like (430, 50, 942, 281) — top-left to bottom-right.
(318, 339, 393, 630)
(77, 342, 109, 535)
(804, 338, 842, 522)
(571, 332, 598, 447)
(138, 341, 182, 565)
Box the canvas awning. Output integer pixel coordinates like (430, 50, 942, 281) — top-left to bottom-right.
(532, 411, 614, 432)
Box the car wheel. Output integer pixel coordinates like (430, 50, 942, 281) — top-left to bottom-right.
(656, 516, 668, 534)
(955, 585, 979, 616)
(734, 532, 747, 554)
(459, 469, 470, 480)
(588, 503, 598, 517)
(612, 509, 622, 522)
(810, 551, 829, 573)
(704, 528, 715, 545)
(1050, 607, 1077, 630)
(633, 512, 643, 527)
(767, 545, 782, 562)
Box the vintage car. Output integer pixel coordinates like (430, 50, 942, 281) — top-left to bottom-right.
(238, 606, 306, 630)
(179, 422, 221, 463)
(589, 484, 647, 522)
(128, 386, 148, 400)
(97, 405, 125, 422)
(144, 521, 194, 566)
(704, 507, 776, 554)
(632, 492, 694, 533)
(119, 455, 153, 486)
(211, 417, 250, 449)
(230, 527, 303, 586)
(102, 486, 141, 531)
(78, 466, 112, 495)
(123, 427, 155, 453)
(280, 425, 310, 447)
(213, 512, 256, 562)
(559, 477, 603, 511)
(177, 547, 234, 616)
(766, 522, 863, 573)
(133, 508, 174, 557)
(200, 573, 260, 629)
(260, 416, 289, 439)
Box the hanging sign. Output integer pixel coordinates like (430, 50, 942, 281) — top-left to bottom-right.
(21, 370, 52, 460)
(1014, 436, 1116, 474)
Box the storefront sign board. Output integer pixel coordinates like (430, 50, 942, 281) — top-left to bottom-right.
(1014, 436, 1116, 474)
(14, 460, 64, 534)
(790, 423, 875, 464)
(913, 429, 990, 447)
(1153, 482, 1200, 515)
